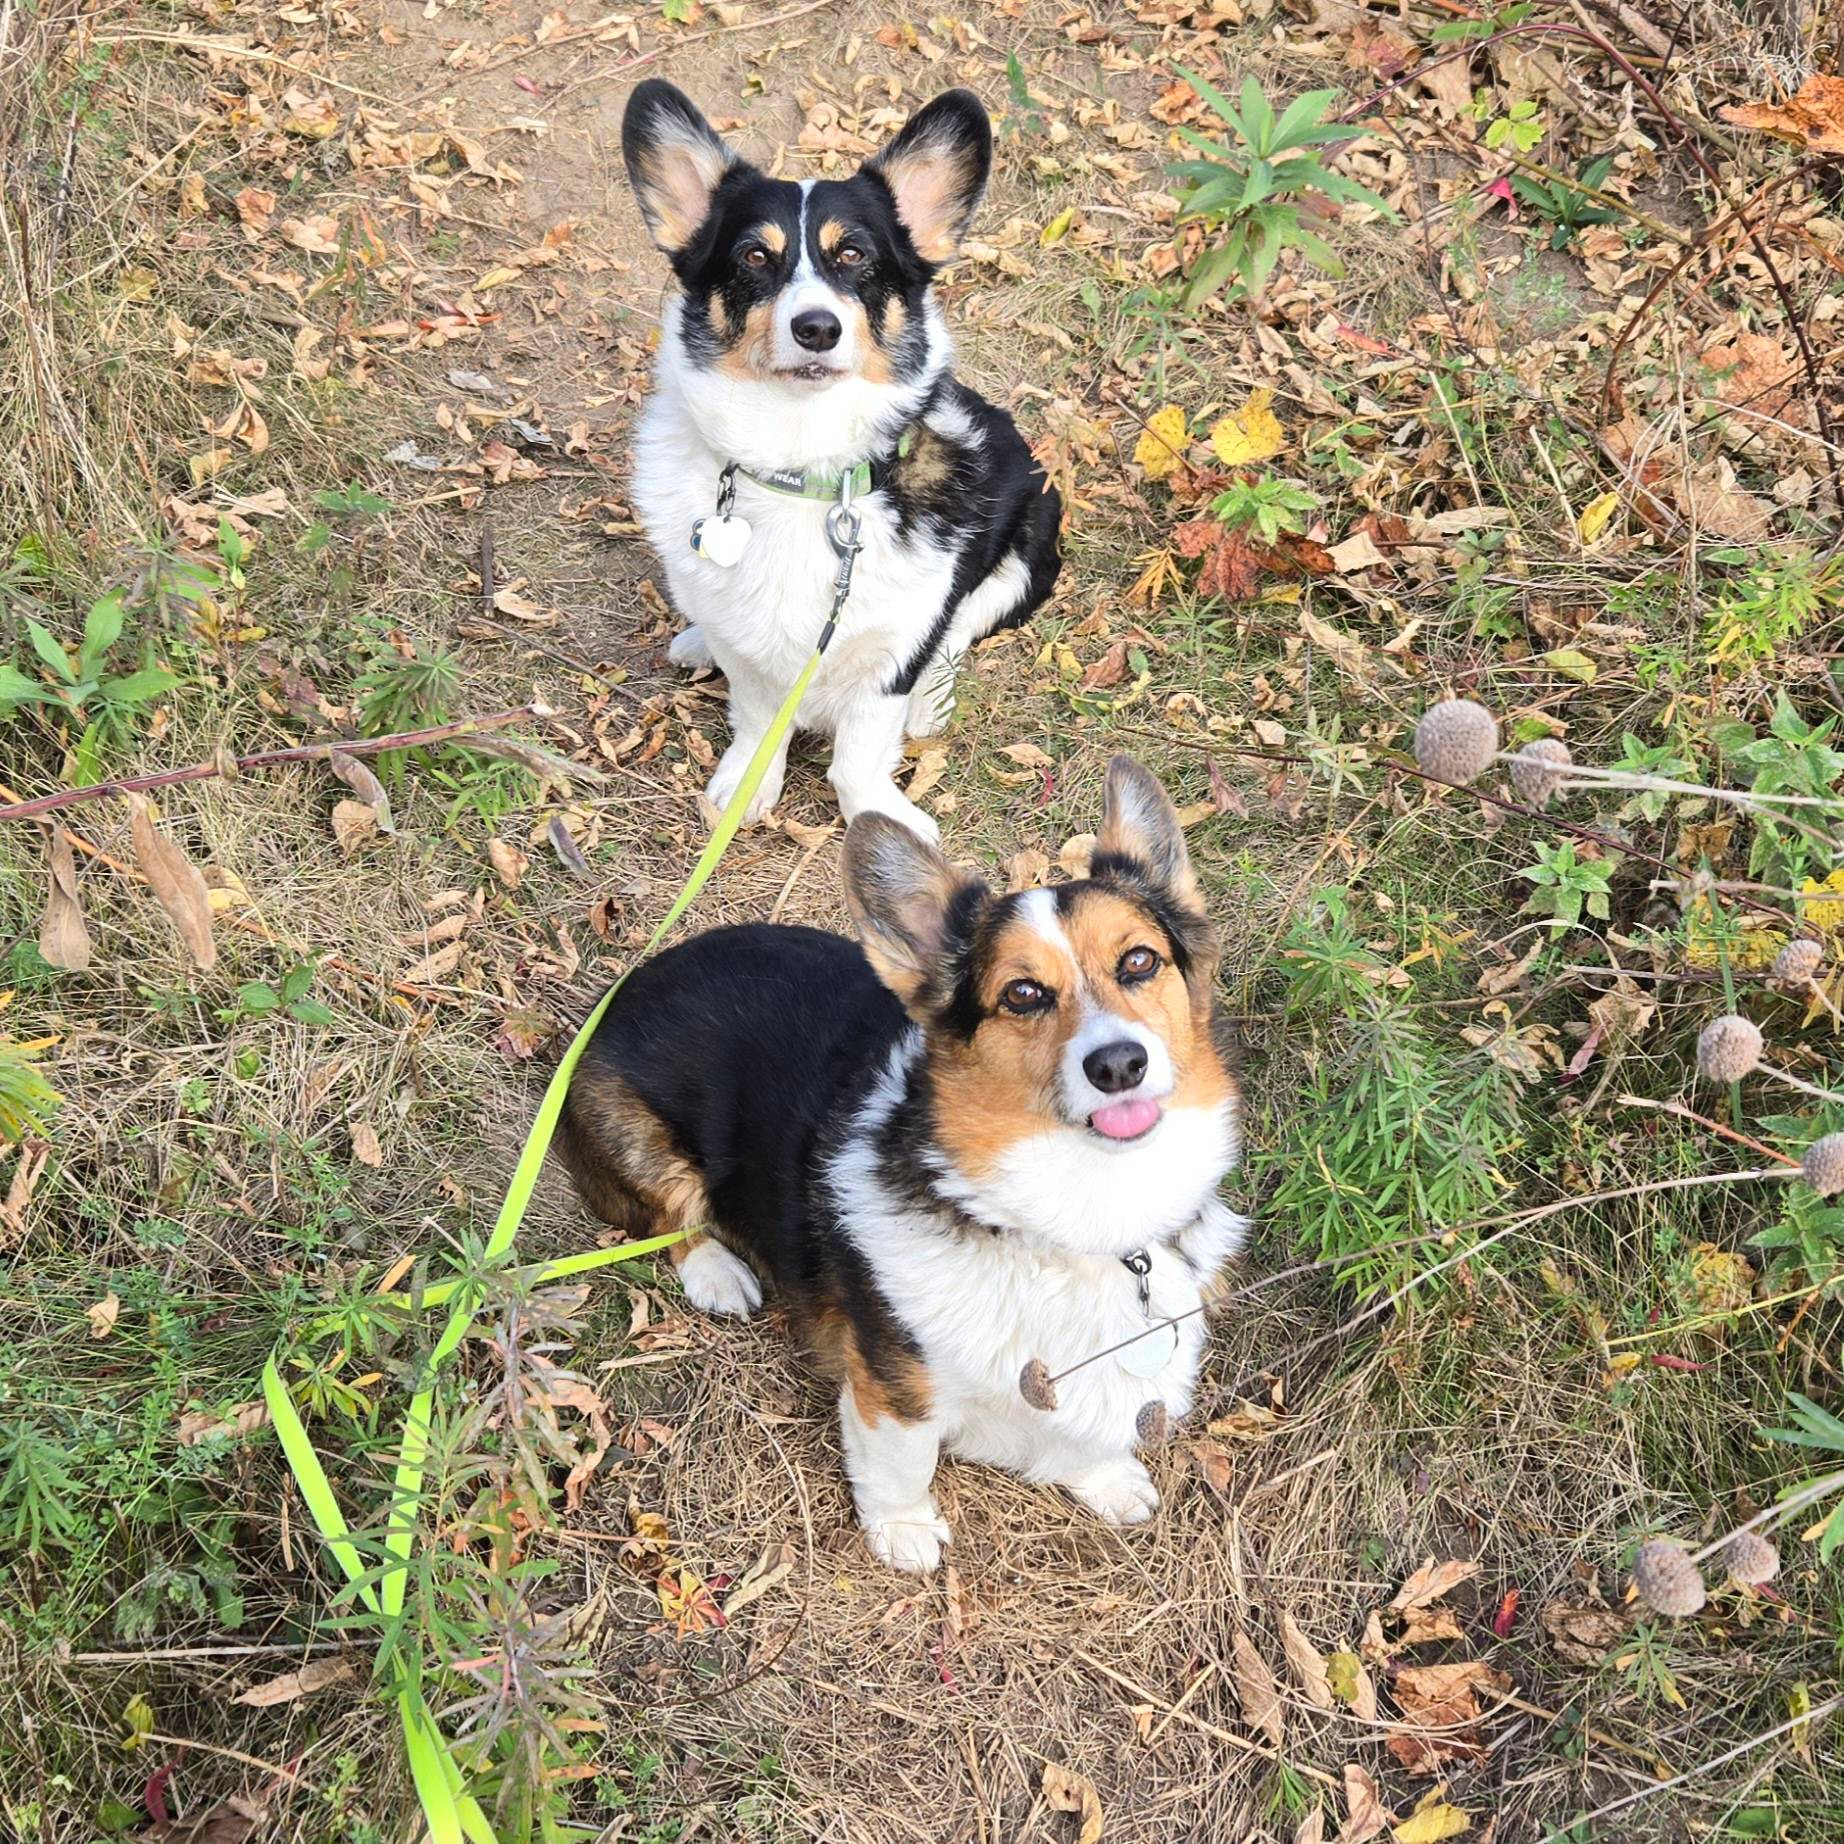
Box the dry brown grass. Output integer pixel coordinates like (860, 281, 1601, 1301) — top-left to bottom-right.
(7, 1, 1844, 1840)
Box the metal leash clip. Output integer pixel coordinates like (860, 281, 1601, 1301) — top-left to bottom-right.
(817, 468, 864, 650)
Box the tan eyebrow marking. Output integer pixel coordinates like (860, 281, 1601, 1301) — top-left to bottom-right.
(818, 219, 848, 254)
(754, 221, 787, 254)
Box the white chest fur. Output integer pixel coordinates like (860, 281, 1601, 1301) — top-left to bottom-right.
(629, 323, 960, 737)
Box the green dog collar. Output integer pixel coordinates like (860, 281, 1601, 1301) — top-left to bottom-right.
(730, 430, 914, 502)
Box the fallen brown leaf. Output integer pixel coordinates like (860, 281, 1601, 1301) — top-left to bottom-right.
(1336, 1763, 1392, 1843)
(39, 825, 92, 971)
(1281, 1611, 1335, 1709)
(1042, 1760, 1104, 1844)
(235, 1656, 353, 1707)
(328, 751, 395, 832)
(488, 837, 528, 888)
(1389, 1661, 1512, 1775)
(86, 1292, 119, 1338)
(1389, 1557, 1479, 1613)
(350, 1122, 383, 1167)
(128, 794, 216, 969)
(1232, 1626, 1285, 1745)
(330, 798, 379, 856)
(1721, 73, 1844, 155)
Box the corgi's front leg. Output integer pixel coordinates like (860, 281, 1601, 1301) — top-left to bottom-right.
(829, 688, 939, 844)
(840, 1380, 949, 1574)
(1060, 1451, 1160, 1526)
(705, 655, 790, 824)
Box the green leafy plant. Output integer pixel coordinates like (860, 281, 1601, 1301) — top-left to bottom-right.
(1764, 1394, 1844, 1561)
(1704, 550, 1841, 668)
(355, 637, 461, 737)
(1166, 73, 1393, 307)
(216, 958, 338, 1029)
(0, 1030, 61, 1142)
(1256, 889, 1522, 1295)
(0, 588, 178, 780)
(1510, 154, 1620, 248)
(1210, 476, 1317, 543)
(1609, 733, 1697, 822)
(1481, 96, 1544, 154)
(1519, 839, 1617, 930)
(1430, 1, 1534, 41)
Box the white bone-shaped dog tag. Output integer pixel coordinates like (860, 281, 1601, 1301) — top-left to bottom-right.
(1118, 1321, 1178, 1379)
(690, 513, 751, 567)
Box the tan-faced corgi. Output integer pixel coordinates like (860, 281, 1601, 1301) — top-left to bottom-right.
(558, 758, 1243, 1571)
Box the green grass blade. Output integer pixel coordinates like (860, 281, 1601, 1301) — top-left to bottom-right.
(400, 1689, 471, 1844)
(402, 1230, 692, 1310)
(262, 1354, 380, 1612)
(382, 1383, 434, 1620)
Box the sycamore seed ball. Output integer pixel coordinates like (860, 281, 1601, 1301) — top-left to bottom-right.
(1774, 938, 1824, 986)
(1697, 1014, 1763, 1084)
(1135, 1400, 1169, 1448)
(1632, 1538, 1708, 1618)
(1019, 1358, 1059, 1412)
(1725, 1529, 1780, 1587)
(1414, 699, 1500, 785)
(1509, 738, 1573, 809)
(1803, 1133, 1844, 1199)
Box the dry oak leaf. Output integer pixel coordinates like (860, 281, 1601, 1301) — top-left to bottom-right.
(279, 213, 341, 255)
(1389, 1557, 1479, 1612)
(39, 826, 92, 971)
(1232, 1626, 1285, 1745)
(234, 185, 276, 235)
(330, 798, 379, 856)
(86, 1292, 120, 1339)
(1701, 331, 1805, 428)
(488, 837, 528, 888)
(128, 794, 216, 968)
(1539, 1599, 1628, 1665)
(1041, 1761, 1104, 1844)
(176, 1401, 269, 1446)
(1721, 74, 1844, 155)
(1389, 1661, 1511, 1776)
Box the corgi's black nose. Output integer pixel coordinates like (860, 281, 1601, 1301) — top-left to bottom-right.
(1083, 1040, 1148, 1093)
(791, 307, 842, 352)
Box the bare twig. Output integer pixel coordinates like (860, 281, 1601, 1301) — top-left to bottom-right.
(0, 707, 537, 820)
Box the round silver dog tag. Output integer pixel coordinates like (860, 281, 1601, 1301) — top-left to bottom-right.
(690, 513, 751, 567)
(1118, 1321, 1178, 1379)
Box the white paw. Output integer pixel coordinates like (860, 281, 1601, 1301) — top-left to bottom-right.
(834, 781, 940, 846)
(861, 1503, 952, 1574)
(706, 742, 783, 827)
(677, 1239, 762, 1318)
(668, 626, 713, 670)
(1067, 1459, 1159, 1527)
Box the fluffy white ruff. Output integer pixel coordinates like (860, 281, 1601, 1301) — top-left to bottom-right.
(826, 1034, 1246, 1571)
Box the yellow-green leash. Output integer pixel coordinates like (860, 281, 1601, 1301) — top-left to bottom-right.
(262, 477, 865, 1844)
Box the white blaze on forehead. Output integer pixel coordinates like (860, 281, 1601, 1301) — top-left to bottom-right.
(773, 176, 856, 367)
(1015, 887, 1074, 959)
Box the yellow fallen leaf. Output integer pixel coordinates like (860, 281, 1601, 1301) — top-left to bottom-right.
(1040, 206, 1075, 246)
(1393, 1790, 1471, 1843)
(1578, 489, 1619, 545)
(1133, 404, 1189, 480)
(475, 265, 522, 291)
(1209, 387, 1284, 466)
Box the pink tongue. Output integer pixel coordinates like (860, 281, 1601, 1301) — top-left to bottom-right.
(1089, 1097, 1161, 1141)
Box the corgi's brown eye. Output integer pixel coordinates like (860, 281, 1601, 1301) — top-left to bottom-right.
(1119, 946, 1160, 983)
(837, 244, 866, 266)
(999, 978, 1051, 1016)
(743, 247, 770, 269)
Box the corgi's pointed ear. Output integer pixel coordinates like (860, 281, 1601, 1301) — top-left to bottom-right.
(843, 813, 983, 1010)
(867, 88, 991, 265)
(1096, 756, 1204, 916)
(622, 80, 736, 255)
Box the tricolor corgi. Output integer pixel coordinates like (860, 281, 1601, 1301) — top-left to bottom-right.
(558, 758, 1244, 1572)
(621, 80, 1063, 843)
